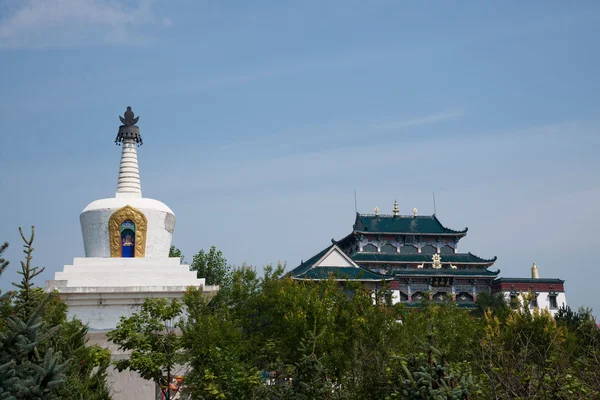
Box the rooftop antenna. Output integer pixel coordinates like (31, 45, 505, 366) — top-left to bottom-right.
(354, 190, 358, 214)
(433, 192, 437, 215)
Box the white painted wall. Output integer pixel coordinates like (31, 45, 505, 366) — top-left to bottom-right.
(317, 250, 353, 267)
(500, 291, 567, 316)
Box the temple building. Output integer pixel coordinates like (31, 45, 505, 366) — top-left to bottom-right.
(46, 107, 217, 399)
(289, 200, 566, 311)
(492, 263, 566, 316)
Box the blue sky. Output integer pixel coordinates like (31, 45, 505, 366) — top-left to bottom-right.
(0, 1, 599, 312)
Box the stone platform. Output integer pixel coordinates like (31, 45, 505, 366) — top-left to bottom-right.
(46, 257, 218, 330)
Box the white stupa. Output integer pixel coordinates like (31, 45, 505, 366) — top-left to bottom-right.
(46, 106, 217, 331)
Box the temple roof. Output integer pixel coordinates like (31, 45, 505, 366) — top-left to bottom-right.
(353, 213, 467, 236)
(289, 245, 334, 277)
(289, 245, 390, 282)
(294, 266, 389, 281)
(391, 269, 500, 277)
(352, 252, 497, 264)
(493, 277, 565, 284)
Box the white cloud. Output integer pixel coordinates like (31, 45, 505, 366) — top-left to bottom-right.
(0, 0, 170, 48)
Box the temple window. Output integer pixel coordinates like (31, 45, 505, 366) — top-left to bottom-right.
(529, 295, 538, 309)
(120, 219, 135, 257)
(381, 243, 397, 254)
(421, 245, 437, 254)
(401, 245, 418, 254)
(510, 294, 519, 309)
(434, 292, 449, 302)
(440, 245, 454, 254)
(412, 292, 425, 302)
(457, 292, 474, 303)
(549, 295, 558, 309)
(362, 244, 378, 253)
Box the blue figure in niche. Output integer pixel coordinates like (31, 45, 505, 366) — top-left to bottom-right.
(120, 219, 135, 258)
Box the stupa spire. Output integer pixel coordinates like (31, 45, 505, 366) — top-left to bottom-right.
(115, 106, 142, 197)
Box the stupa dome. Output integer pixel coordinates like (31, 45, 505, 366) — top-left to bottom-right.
(80, 197, 175, 258)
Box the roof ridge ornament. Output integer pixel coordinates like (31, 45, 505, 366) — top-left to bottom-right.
(432, 253, 442, 269)
(393, 200, 399, 216)
(374, 206, 379, 216)
(413, 207, 418, 217)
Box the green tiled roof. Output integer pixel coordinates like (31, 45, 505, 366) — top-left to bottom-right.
(352, 252, 497, 264)
(354, 214, 467, 235)
(391, 268, 500, 277)
(294, 266, 390, 281)
(493, 278, 564, 284)
(288, 245, 334, 277)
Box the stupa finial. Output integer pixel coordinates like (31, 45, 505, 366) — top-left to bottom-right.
(115, 106, 143, 146)
(531, 262, 539, 279)
(119, 106, 139, 126)
(393, 199, 399, 216)
(115, 106, 142, 197)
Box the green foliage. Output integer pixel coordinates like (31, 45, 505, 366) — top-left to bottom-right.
(178, 261, 600, 400)
(169, 245, 185, 263)
(261, 330, 338, 400)
(12, 227, 45, 321)
(0, 242, 8, 276)
(397, 299, 482, 363)
(0, 242, 12, 328)
(475, 297, 598, 399)
(473, 292, 510, 320)
(0, 228, 69, 399)
(190, 246, 231, 286)
(45, 298, 112, 400)
(107, 297, 185, 398)
(387, 334, 480, 399)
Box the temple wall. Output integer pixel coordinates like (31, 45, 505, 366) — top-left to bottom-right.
(499, 291, 567, 316)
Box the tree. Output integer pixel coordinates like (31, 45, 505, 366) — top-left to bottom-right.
(169, 246, 185, 263)
(475, 296, 595, 399)
(0, 227, 69, 399)
(181, 286, 261, 399)
(189, 246, 231, 287)
(107, 298, 185, 400)
(42, 291, 112, 400)
(474, 292, 510, 320)
(12, 227, 46, 320)
(259, 330, 338, 400)
(388, 332, 481, 399)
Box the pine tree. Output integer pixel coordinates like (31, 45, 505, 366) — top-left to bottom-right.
(286, 333, 335, 399)
(12, 227, 45, 320)
(388, 332, 480, 400)
(0, 227, 69, 399)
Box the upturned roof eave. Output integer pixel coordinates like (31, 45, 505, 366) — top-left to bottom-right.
(392, 273, 499, 278)
(353, 230, 467, 236)
(355, 259, 497, 265)
(493, 277, 565, 284)
(292, 277, 393, 282)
